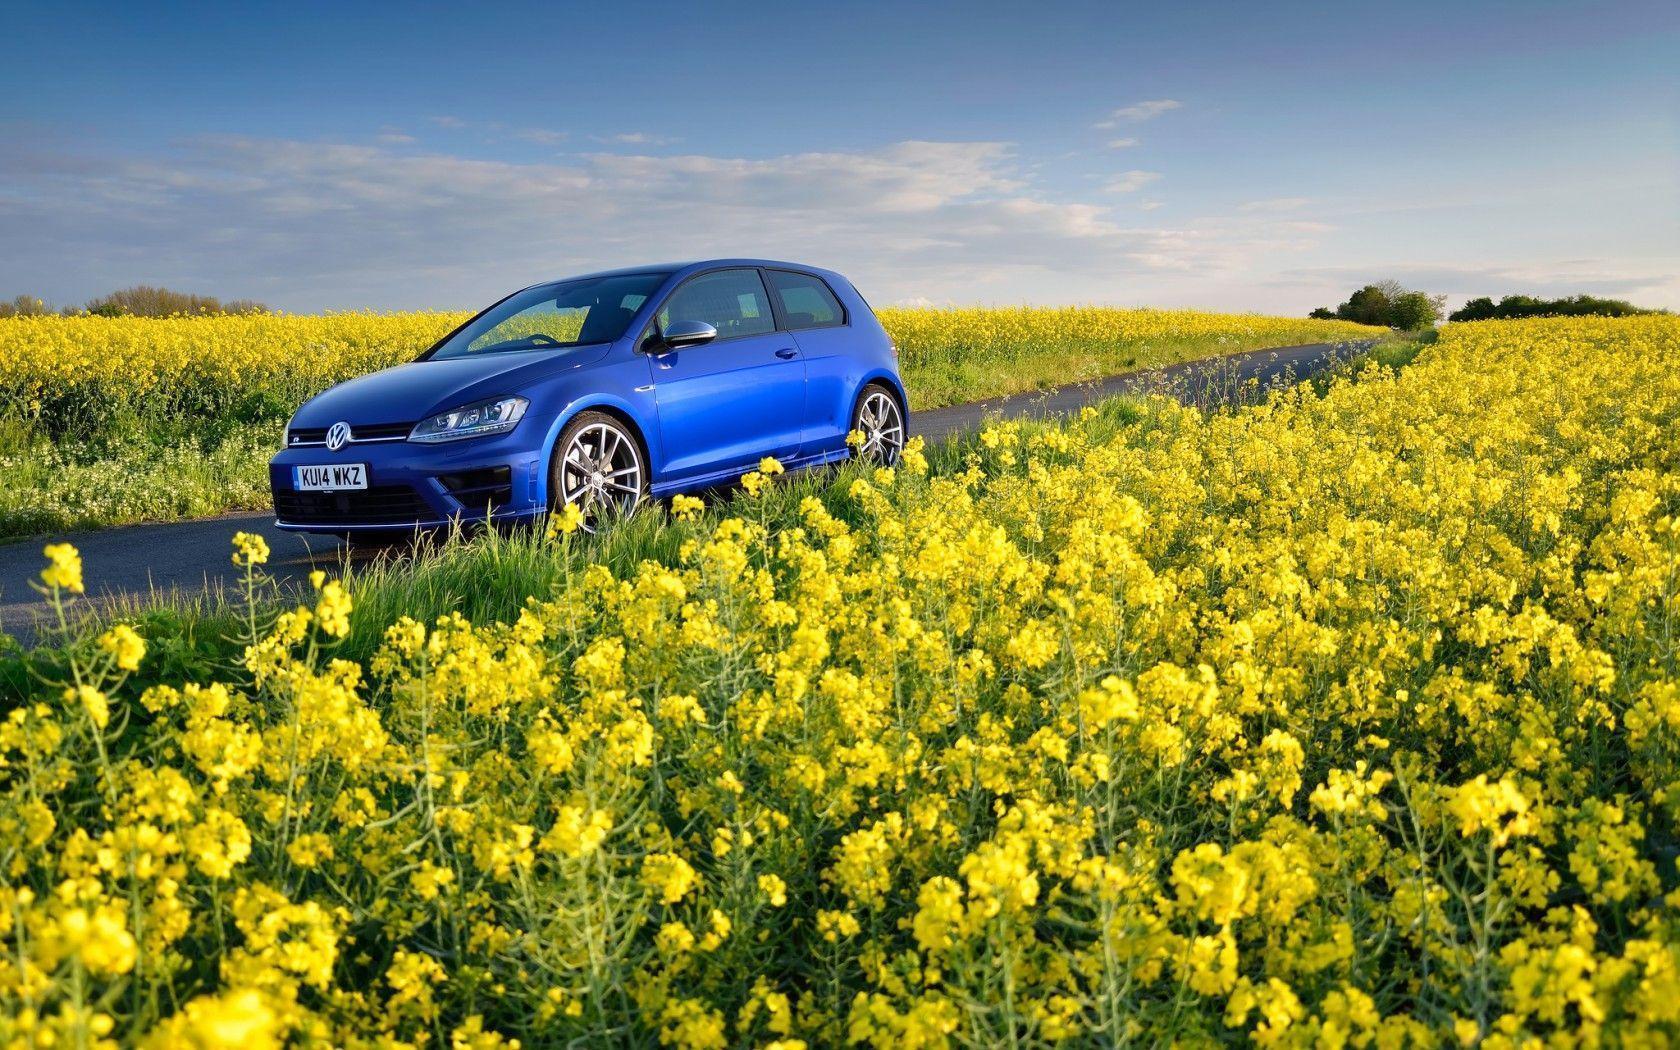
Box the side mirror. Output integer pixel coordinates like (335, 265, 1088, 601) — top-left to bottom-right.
(660, 319, 717, 350)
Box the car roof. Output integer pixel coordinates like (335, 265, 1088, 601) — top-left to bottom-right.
(531, 259, 841, 285)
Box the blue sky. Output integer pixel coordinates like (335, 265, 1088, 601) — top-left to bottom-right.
(2, 0, 1675, 313)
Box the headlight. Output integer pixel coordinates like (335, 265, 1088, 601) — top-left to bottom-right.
(408, 396, 529, 443)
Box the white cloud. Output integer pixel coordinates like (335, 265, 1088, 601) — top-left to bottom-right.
(890, 295, 951, 308)
(513, 128, 568, 146)
(1139, 200, 1165, 211)
(6, 135, 1203, 307)
(1106, 137, 1140, 149)
(593, 132, 676, 147)
(1095, 99, 1181, 128)
(375, 128, 416, 146)
(1238, 196, 1312, 213)
(8, 132, 1572, 313)
(423, 118, 569, 146)
(1104, 170, 1162, 193)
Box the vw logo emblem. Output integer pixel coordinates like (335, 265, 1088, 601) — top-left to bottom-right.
(325, 421, 352, 452)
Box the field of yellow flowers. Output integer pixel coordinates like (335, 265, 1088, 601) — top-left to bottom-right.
(0, 307, 1376, 537)
(4, 315, 1678, 1047)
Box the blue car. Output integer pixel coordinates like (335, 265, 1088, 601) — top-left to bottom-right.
(270, 260, 907, 535)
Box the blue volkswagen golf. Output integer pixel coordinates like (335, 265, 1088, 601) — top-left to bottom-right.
(270, 260, 907, 535)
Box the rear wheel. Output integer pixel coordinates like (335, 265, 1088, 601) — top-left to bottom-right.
(550, 411, 647, 531)
(851, 384, 905, 465)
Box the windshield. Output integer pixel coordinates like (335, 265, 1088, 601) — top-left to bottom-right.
(426, 272, 669, 360)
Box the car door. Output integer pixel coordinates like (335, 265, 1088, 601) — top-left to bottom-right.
(765, 268, 855, 453)
(645, 267, 807, 484)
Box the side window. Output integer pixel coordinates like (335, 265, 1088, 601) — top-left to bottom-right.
(767, 270, 845, 330)
(656, 269, 775, 340)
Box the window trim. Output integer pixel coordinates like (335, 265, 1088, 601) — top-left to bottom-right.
(764, 267, 849, 331)
(638, 266, 780, 352)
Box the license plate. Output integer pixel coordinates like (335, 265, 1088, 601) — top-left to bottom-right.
(294, 463, 368, 491)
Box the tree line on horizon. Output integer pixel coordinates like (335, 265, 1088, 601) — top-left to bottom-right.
(4, 282, 1665, 327)
(1446, 293, 1662, 322)
(1311, 280, 1663, 329)
(0, 286, 269, 318)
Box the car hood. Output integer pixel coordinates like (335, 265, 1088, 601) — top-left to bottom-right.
(292, 345, 610, 426)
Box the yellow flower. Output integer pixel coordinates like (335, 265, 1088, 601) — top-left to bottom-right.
(539, 804, 612, 858)
(911, 876, 965, 955)
(817, 910, 860, 942)
(98, 623, 147, 672)
(311, 574, 353, 638)
(411, 861, 456, 901)
(656, 920, 696, 956)
(42, 903, 137, 975)
(696, 908, 731, 951)
(1310, 762, 1393, 822)
(66, 683, 110, 730)
(659, 998, 727, 1050)
(451, 1014, 519, 1049)
(286, 833, 335, 869)
(143, 989, 278, 1050)
(184, 808, 253, 879)
(900, 435, 928, 475)
(1445, 774, 1536, 846)
(386, 949, 446, 1022)
(41, 541, 84, 593)
(670, 493, 705, 520)
(757, 873, 788, 907)
(230, 531, 270, 568)
(548, 501, 586, 537)
(643, 851, 700, 905)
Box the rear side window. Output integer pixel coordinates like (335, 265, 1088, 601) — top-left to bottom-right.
(767, 269, 845, 330)
(658, 268, 775, 340)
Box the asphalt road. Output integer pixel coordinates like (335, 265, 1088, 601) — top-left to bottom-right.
(1, 339, 1370, 641)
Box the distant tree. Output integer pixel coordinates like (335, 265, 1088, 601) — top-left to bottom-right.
(83, 285, 268, 317)
(1447, 293, 1659, 322)
(1338, 284, 1395, 326)
(1308, 307, 1337, 320)
(1388, 290, 1445, 331)
(1452, 296, 1498, 322)
(0, 294, 52, 318)
(1311, 280, 1444, 330)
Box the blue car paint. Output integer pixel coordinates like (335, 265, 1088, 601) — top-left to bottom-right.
(270, 259, 906, 533)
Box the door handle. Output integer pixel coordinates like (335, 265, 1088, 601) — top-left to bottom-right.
(775, 347, 798, 360)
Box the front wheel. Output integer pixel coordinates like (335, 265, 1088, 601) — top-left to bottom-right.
(852, 385, 905, 465)
(549, 411, 647, 532)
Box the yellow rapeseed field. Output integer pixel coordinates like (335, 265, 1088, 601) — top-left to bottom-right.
(0, 308, 1376, 439)
(0, 305, 1378, 537)
(0, 312, 471, 441)
(4, 316, 1678, 1047)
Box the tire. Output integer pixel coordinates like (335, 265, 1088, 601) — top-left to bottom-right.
(851, 383, 905, 466)
(548, 411, 649, 532)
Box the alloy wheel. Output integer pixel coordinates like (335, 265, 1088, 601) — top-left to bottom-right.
(856, 389, 904, 465)
(556, 420, 644, 530)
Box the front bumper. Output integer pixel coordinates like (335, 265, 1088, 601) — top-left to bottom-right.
(269, 433, 547, 533)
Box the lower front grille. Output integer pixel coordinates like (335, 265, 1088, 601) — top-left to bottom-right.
(274, 484, 430, 525)
(436, 465, 514, 510)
